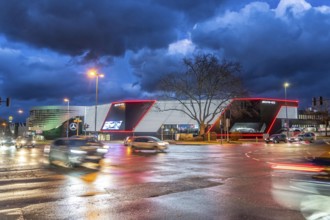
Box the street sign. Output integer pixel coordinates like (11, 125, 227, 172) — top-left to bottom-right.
(74, 118, 82, 123)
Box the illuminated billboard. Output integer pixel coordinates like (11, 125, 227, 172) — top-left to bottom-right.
(101, 100, 155, 132)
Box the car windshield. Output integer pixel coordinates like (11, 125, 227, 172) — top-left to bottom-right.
(149, 136, 161, 142)
(270, 134, 280, 138)
(68, 139, 103, 147)
(68, 139, 88, 147)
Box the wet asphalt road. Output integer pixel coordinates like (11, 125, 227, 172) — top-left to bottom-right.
(0, 142, 329, 220)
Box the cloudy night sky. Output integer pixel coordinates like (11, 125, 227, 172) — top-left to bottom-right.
(0, 0, 329, 122)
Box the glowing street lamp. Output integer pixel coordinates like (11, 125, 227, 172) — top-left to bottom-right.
(1, 122, 6, 135)
(87, 69, 104, 135)
(64, 98, 70, 138)
(284, 82, 289, 137)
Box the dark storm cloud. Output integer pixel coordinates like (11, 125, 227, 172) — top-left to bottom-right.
(191, 1, 330, 107)
(156, 0, 226, 23)
(0, 0, 179, 60)
(129, 49, 185, 92)
(0, 44, 87, 102)
(1, 0, 330, 122)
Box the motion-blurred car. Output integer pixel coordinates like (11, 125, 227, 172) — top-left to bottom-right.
(48, 137, 107, 168)
(1, 136, 16, 146)
(312, 151, 330, 166)
(288, 132, 315, 143)
(130, 136, 169, 152)
(264, 134, 287, 144)
(15, 136, 36, 148)
(70, 135, 111, 149)
(124, 136, 133, 146)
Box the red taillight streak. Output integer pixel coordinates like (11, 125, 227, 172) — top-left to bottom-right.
(271, 163, 324, 172)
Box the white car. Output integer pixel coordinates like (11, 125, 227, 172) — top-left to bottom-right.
(130, 136, 169, 152)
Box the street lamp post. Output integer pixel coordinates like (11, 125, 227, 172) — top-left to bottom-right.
(88, 69, 104, 136)
(284, 82, 290, 137)
(64, 98, 70, 138)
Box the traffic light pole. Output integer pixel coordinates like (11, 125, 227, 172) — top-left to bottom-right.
(0, 97, 10, 107)
(313, 96, 329, 136)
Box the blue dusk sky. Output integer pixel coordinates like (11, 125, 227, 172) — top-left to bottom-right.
(0, 0, 329, 122)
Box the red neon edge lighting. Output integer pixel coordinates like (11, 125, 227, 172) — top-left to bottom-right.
(266, 106, 282, 134)
(101, 100, 156, 133)
(207, 97, 299, 136)
(233, 97, 299, 103)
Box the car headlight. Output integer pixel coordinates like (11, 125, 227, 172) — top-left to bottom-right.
(102, 144, 110, 149)
(70, 149, 87, 155)
(97, 148, 108, 153)
(44, 145, 50, 153)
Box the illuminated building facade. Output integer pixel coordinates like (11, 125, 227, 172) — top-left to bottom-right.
(209, 98, 299, 139)
(27, 98, 299, 140)
(28, 106, 86, 133)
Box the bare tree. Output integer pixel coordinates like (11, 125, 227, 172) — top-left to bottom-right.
(159, 53, 246, 136)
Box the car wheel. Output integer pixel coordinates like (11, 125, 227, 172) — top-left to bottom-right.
(65, 159, 74, 168)
(64, 154, 75, 168)
(48, 154, 54, 165)
(273, 139, 278, 144)
(153, 146, 159, 152)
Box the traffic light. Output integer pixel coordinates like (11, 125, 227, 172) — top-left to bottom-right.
(313, 97, 316, 106)
(320, 96, 323, 105)
(6, 97, 10, 107)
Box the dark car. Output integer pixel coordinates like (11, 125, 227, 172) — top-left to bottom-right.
(15, 136, 36, 148)
(265, 134, 287, 144)
(130, 136, 169, 152)
(312, 151, 330, 166)
(289, 132, 315, 143)
(1, 136, 16, 147)
(48, 137, 107, 168)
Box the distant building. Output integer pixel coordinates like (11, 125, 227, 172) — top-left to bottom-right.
(291, 109, 329, 132)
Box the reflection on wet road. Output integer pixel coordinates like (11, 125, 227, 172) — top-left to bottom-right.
(0, 142, 329, 219)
